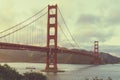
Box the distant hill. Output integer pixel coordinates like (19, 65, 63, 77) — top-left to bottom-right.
(100, 52, 120, 64)
(0, 49, 120, 64)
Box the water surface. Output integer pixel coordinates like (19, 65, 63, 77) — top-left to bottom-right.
(0, 63, 120, 80)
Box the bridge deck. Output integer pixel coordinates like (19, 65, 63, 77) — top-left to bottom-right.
(0, 42, 94, 57)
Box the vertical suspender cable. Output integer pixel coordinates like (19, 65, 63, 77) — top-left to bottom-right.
(58, 7, 80, 48)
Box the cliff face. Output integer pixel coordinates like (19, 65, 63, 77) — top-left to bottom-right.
(0, 49, 120, 64)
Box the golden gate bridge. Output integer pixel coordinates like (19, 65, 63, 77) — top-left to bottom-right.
(0, 4, 101, 72)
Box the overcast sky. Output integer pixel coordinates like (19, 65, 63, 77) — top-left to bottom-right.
(0, 0, 120, 57)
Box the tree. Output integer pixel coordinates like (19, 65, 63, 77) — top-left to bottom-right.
(0, 64, 47, 80)
(0, 64, 22, 80)
(23, 72, 47, 80)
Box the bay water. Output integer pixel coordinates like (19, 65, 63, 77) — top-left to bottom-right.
(0, 63, 120, 80)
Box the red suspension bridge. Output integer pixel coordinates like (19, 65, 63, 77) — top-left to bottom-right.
(0, 4, 101, 72)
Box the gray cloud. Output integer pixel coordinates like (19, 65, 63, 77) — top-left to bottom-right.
(75, 12, 116, 43)
(77, 14, 100, 24)
(75, 30, 114, 43)
(106, 13, 120, 25)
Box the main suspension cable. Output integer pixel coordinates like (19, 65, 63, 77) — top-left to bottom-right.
(0, 12, 47, 39)
(0, 6, 47, 34)
(58, 7, 80, 48)
(58, 23, 75, 48)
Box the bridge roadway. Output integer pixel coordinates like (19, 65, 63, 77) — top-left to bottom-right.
(0, 42, 94, 57)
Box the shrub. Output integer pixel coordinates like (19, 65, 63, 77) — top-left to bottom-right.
(0, 64, 47, 80)
(23, 72, 47, 80)
(85, 76, 112, 80)
(0, 64, 22, 80)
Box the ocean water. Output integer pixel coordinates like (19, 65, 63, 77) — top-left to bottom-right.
(0, 63, 120, 80)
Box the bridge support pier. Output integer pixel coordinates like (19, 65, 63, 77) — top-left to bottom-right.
(45, 49, 58, 72)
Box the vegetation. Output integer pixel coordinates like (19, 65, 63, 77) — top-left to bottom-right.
(23, 72, 47, 80)
(0, 64, 47, 80)
(85, 76, 112, 80)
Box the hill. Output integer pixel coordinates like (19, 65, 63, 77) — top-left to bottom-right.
(0, 49, 120, 64)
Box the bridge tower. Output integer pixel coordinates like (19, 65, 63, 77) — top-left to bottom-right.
(45, 5, 58, 72)
(94, 41, 100, 64)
